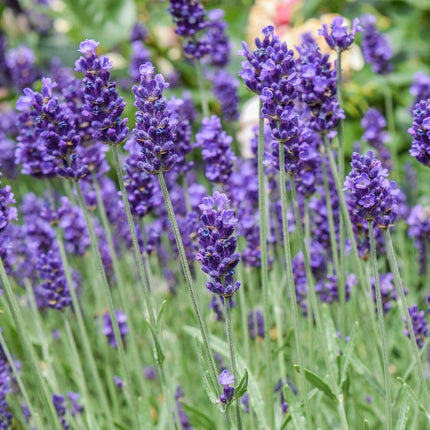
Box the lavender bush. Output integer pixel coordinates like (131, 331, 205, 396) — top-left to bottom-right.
(1, 2, 430, 429)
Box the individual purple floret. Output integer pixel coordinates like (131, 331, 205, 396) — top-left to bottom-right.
(344, 151, 399, 229)
(75, 39, 129, 145)
(53, 394, 69, 430)
(318, 16, 363, 53)
(202, 9, 231, 67)
(133, 62, 177, 174)
(404, 304, 429, 349)
(6, 45, 38, 91)
(241, 393, 249, 413)
(213, 70, 240, 121)
(196, 115, 235, 185)
(248, 309, 265, 339)
(168, 0, 209, 59)
(0, 358, 12, 429)
(36, 248, 73, 311)
(0, 172, 17, 234)
(371, 273, 397, 315)
(315, 272, 355, 304)
(218, 369, 235, 404)
(409, 99, 430, 167)
(143, 366, 157, 380)
(410, 72, 430, 112)
(114, 375, 124, 389)
(103, 309, 129, 348)
(407, 205, 430, 275)
(67, 392, 83, 416)
(0, 109, 19, 179)
(175, 386, 193, 429)
(360, 14, 393, 75)
(196, 192, 241, 298)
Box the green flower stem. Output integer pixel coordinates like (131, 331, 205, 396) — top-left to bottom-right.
(369, 222, 393, 430)
(75, 182, 139, 428)
(321, 145, 345, 332)
(195, 59, 209, 118)
(0, 258, 62, 429)
(238, 266, 251, 370)
(290, 177, 349, 430)
(257, 104, 275, 429)
(0, 330, 44, 429)
(336, 51, 345, 182)
(111, 145, 177, 429)
(157, 172, 219, 393)
(225, 298, 242, 430)
(278, 142, 311, 425)
(384, 230, 430, 401)
(56, 230, 113, 423)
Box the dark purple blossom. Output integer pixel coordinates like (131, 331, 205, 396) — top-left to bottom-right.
(409, 99, 430, 167)
(53, 394, 69, 430)
(129, 41, 150, 82)
(344, 151, 399, 229)
(175, 386, 193, 429)
(0, 109, 19, 179)
(213, 70, 240, 121)
(168, 0, 209, 59)
(103, 309, 129, 348)
(130, 22, 148, 42)
(371, 273, 398, 315)
(67, 392, 83, 416)
(6, 45, 38, 91)
(75, 39, 129, 145)
(318, 16, 362, 53)
(114, 376, 124, 389)
(407, 205, 430, 275)
(133, 62, 177, 174)
(196, 192, 240, 298)
(0, 173, 17, 234)
(248, 309, 265, 339)
(196, 115, 235, 185)
(316, 272, 355, 304)
(404, 304, 429, 349)
(410, 72, 430, 112)
(218, 369, 235, 404)
(203, 9, 230, 67)
(0, 358, 12, 429)
(360, 14, 393, 75)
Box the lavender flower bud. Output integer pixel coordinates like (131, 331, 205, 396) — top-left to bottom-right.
(218, 369, 235, 404)
(409, 99, 430, 167)
(404, 304, 429, 349)
(248, 309, 265, 339)
(410, 72, 430, 112)
(103, 309, 129, 348)
(213, 70, 240, 121)
(318, 16, 363, 53)
(53, 394, 69, 430)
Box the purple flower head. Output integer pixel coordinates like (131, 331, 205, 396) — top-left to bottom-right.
(0, 357, 13, 429)
(361, 108, 388, 149)
(67, 392, 83, 416)
(131, 22, 148, 42)
(407, 205, 430, 275)
(175, 386, 193, 429)
(202, 9, 231, 67)
(133, 62, 178, 174)
(168, 0, 209, 59)
(404, 304, 429, 349)
(316, 272, 355, 304)
(248, 309, 265, 339)
(0, 174, 17, 234)
(371, 273, 397, 314)
(103, 309, 129, 348)
(129, 41, 150, 82)
(53, 394, 69, 430)
(318, 16, 363, 52)
(344, 151, 399, 229)
(213, 70, 240, 121)
(410, 72, 430, 112)
(143, 366, 157, 380)
(75, 39, 128, 145)
(409, 99, 430, 167)
(218, 369, 235, 404)
(360, 14, 393, 75)
(6, 45, 38, 91)
(196, 115, 235, 185)
(196, 192, 240, 298)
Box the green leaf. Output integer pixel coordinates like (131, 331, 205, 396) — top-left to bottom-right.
(320, 304, 338, 363)
(397, 377, 430, 420)
(395, 393, 410, 430)
(350, 356, 384, 396)
(181, 402, 217, 430)
(302, 369, 338, 403)
(340, 322, 359, 388)
(142, 319, 165, 366)
(282, 383, 306, 430)
(234, 369, 248, 400)
(113, 421, 133, 430)
(195, 338, 218, 404)
(363, 419, 370, 430)
(156, 300, 167, 330)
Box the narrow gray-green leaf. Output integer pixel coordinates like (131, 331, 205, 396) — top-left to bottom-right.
(234, 368, 248, 400)
(196, 338, 218, 404)
(303, 369, 337, 403)
(350, 356, 384, 396)
(397, 377, 430, 419)
(340, 321, 359, 387)
(143, 319, 165, 366)
(363, 419, 370, 430)
(283, 382, 306, 430)
(395, 393, 410, 430)
(156, 300, 167, 330)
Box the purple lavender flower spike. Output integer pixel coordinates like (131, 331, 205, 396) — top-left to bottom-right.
(103, 309, 129, 348)
(316, 272, 355, 304)
(196, 191, 241, 298)
(318, 16, 363, 52)
(131, 22, 148, 42)
(129, 41, 150, 82)
(410, 72, 430, 112)
(203, 9, 231, 67)
(75, 39, 129, 145)
(404, 304, 429, 349)
(344, 151, 399, 229)
(0, 172, 17, 234)
(175, 387, 193, 429)
(218, 369, 235, 404)
(409, 100, 430, 167)
(6, 45, 38, 91)
(133, 62, 178, 174)
(248, 309, 265, 339)
(371, 273, 398, 314)
(360, 14, 393, 75)
(407, 205, 430, 275)
(0, 357, 13, 428)
(168, 0, 209, 59)
(53, 394, 69, 430)
(213, 70, 240, 121)
(67, 392, 83, 416)
(36, 248, 73, 311)
(196, 115, 235, 185)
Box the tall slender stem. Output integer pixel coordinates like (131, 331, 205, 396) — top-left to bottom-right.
(336, 51, 345, 182)
(225, 299, 242, 430)
(369, 222, 392, 430)
(384, 230, 430, 401)
(278, 143, 310, 425)
(0, 259, 62, 429)
(157, 172, 219, 391)
(75, 183, 139, 429)
(195, 59, 209, 118)
(257, 105, 275, 428)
